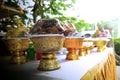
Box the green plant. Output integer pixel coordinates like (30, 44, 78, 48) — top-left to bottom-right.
(32, 0, 76, 23)
(114, 38, 120, 55)
(3, 0, 94, 31)
(75, 20, 94, 32)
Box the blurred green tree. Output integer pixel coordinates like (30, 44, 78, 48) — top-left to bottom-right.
(3, 0, 94, 31)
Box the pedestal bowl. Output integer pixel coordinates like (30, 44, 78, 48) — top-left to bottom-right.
(94, 39, 108, 52)
(3, 37, 30, 64)
(64, 37, 84, 60)
(30, 34, 65, 71)
(80, 39, 94, 56)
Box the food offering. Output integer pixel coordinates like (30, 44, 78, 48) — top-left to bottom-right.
(3, 18, 30, 64)
(29, 19, 77, 36)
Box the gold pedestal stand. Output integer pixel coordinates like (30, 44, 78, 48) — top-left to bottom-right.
(86, 46, 93, 54)
(79, 39, 95, 56)
(38, 52, 60, 71)
(30, 35, 65, 71)
(66, 48, 78, 60)
(3, 38, 30, 64)
(64, 38, 84, 60)
(10, 51, 27, 64)
(94, 40, 108, 52)
(79, 47, 87, 56)
(97, 46, 106, 52)
(79, 46, 93, 56)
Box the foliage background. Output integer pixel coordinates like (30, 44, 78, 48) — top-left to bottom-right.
(114, 38, 120, 55)
(2, 0, 119, 36)
(3, 0, 94, 32)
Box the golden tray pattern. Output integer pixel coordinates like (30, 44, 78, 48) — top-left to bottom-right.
(3, 37, 30, 64)
(30, 35, 65, 53)
(64, 37, 84, 60)
(30, 34, 65, 71)
(64, 38, 84, 48)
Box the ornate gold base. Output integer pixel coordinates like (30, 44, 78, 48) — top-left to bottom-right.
(66, 53, 78, 60)
(10, 55, 27, 64)
(79, 46, 93, 56)
(66, 48, 78, 60)
(97, 46, 106, 52)
(94, 40, 108, 52)
(86, 46, 93, 54)
(3, 38, 30, 64)
(37, 52, 60, 71)
(79, 47, 87, 56)
(38, 59, 60, 71)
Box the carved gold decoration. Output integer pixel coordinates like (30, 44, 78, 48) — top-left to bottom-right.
(79, 41, 94, 56)
(3, 38, 30, 64)
(5, 18, 29, 38)
(38, 52, 60, 71)
(86, 46, 93, 54)
(64, 38, 84, 60)
(94, 39, 108, 52)
(30, 35, 65, 71)
(66, 48, 78, 60)
(79, 47, 87, 56)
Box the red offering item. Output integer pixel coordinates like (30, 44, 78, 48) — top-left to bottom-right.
(36, 52, 41, 60)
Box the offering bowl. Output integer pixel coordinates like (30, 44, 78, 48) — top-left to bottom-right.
(94, 39, 108, 52)
(30, 34, 65, 71)
(64, 37, 84, 60)
(3, 37, 30, 64)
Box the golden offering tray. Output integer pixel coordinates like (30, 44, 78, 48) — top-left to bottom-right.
(84, 38, 109, 52)
(3, 37, 30, 64)
(30, 34, 65, 71)
(79, 41, 94, 56)
(64, 37, 84, 60)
